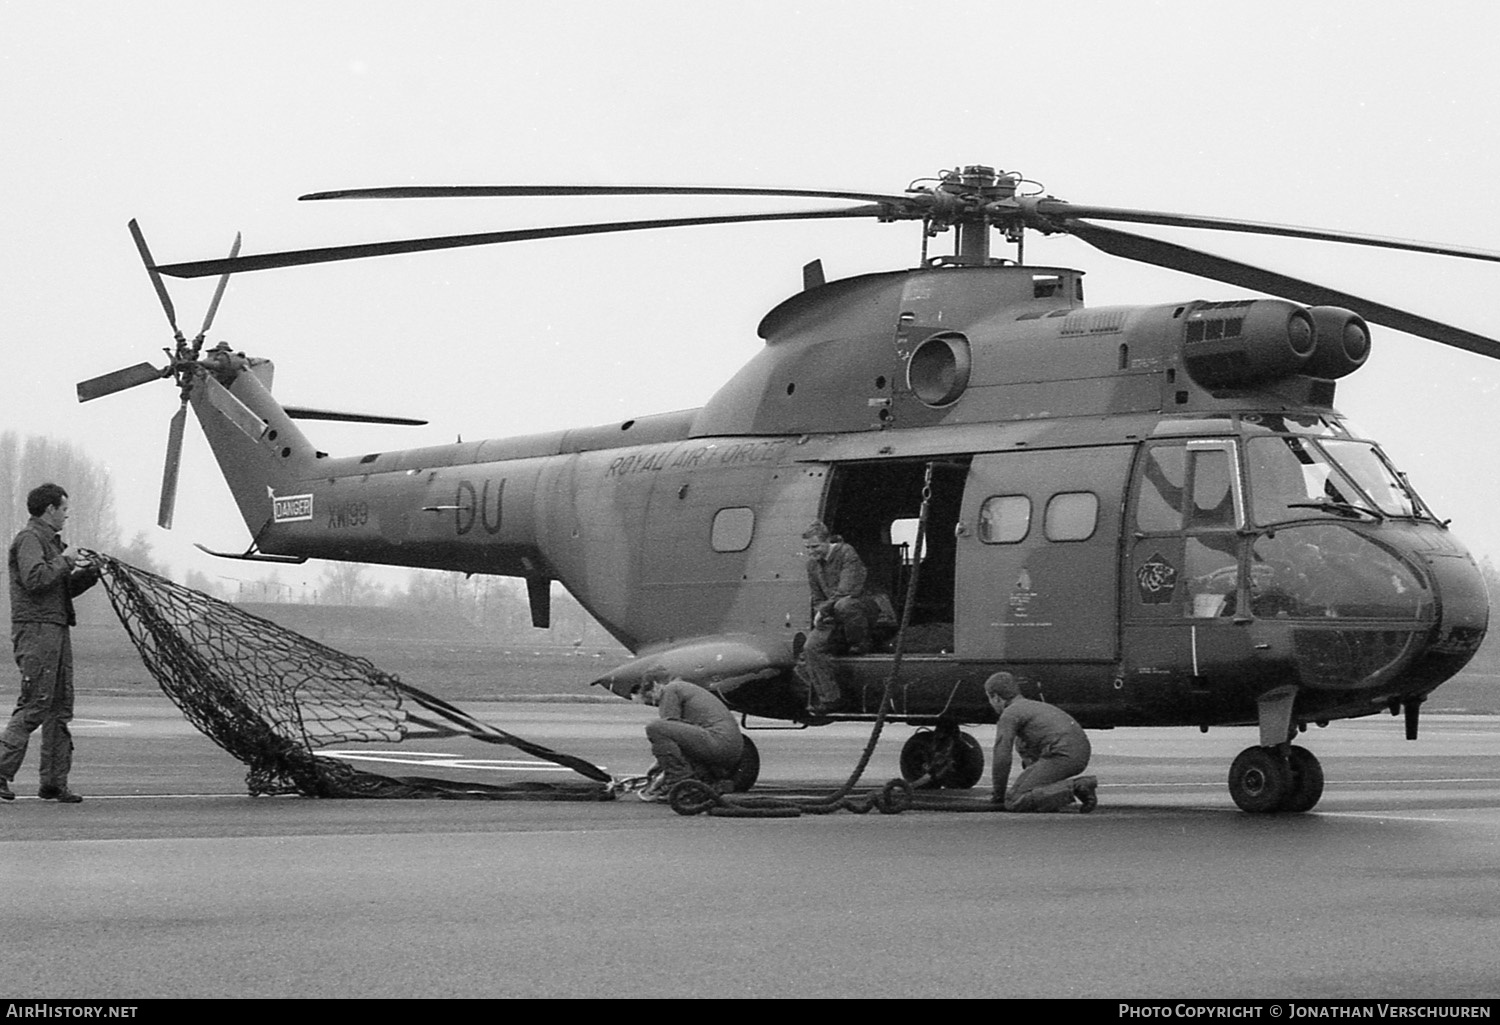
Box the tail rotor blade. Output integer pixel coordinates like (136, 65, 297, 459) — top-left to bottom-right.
(77, 362, 166, 403)
(128, 219, 183, 339)
(159, 402, 187, 530)
(195, 232, 242, 346)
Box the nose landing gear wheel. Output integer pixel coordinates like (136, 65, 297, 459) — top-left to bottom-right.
(1280, 745, 1324, 813)
(1228, 746, 1291, 813)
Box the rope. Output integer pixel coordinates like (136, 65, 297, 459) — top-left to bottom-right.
(671, 463, 947, 818)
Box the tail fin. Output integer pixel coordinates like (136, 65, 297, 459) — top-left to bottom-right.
(189, 349, 320, 538)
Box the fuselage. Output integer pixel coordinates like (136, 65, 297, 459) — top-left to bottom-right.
(186, 263, 1490, 732)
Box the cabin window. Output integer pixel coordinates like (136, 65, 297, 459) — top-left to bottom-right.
(710, 507, 755, 552)
(1044, 492, 1098, 542)
(978, 495, 1030, 544)
(1032, 274, 1063, 298)
(888, 517, 927, 562)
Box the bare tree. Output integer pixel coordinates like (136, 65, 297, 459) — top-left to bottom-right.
(116, 531, 166, 575)
(318, 561, 382, 605)
(1, 431, 123, 620)
(183, 570, 227, 600)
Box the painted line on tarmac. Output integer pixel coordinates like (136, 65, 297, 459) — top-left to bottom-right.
(5, 793, 253, 800)
(72, 718, 131, 729)
(1338, 777, 1500, 785)
(1315, 810, 1500, 823)
(1105, 777, 1500, 787)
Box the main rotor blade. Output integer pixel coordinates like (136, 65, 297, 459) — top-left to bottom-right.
(128, 219, 182, 336)
(1064, 219, 1500, 360)
(159, 402, 187, 530)
(155, 205, 888, 278)
(1027, 199, 1500, 265)
(301, 184, 913, 204)
(76, 362, 165, 403)
(195, 232, 242, 342)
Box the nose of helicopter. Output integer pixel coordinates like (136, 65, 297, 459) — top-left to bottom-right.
(1250, 523, 1487, 699)
(1402, 532, 1490, 682)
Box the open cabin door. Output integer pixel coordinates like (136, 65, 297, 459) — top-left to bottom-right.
(820, 459, 967, 652)
(956, 446, 1133, 661)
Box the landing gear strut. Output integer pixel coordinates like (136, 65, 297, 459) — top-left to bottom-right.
(899, 726, 985, 789)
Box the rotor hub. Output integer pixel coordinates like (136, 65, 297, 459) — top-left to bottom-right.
(912, 166, 1026, 266)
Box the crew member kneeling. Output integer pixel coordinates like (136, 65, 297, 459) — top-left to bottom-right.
(635, 669, 744, 802)
(986, 672, 1098, 813)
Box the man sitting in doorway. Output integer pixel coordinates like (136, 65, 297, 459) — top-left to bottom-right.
(798, 521, 874, 716)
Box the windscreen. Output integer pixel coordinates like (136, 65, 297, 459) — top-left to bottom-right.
(1318, 440, 1429, 518)
(1246, 436, 1430, 524)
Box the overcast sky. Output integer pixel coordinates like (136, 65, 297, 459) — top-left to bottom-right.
(4, 0, 1500, 593)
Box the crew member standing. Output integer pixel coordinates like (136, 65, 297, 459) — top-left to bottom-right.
(799, 521, 873, 716)
(986, 671, 1098, 813)
(635, 669, 744, 801)
(2, 483, 100, 803)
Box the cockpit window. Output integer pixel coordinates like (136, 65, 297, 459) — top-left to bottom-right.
(1248, 525, 1429, 620)
(1246, 436, 1367, 525)
(1318, 440, 1429, 518)
(1135, 446, 1187, 532)
(1239, 413, 1347, 437)
(1188, 449, 1235, 529)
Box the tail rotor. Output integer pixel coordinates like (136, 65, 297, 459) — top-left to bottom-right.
(78, 220, 240, 529)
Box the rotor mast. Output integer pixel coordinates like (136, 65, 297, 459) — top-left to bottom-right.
(924, 165, 1021, 267)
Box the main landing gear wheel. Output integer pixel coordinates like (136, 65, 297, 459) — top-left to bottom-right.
(1228, 745, 1324, 813)
(729, 735, 760, 793)
(899, 729, 985, 789)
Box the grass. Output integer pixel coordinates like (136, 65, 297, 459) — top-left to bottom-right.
(66, 621, 632, 702)
(52, 616, 1500, 713)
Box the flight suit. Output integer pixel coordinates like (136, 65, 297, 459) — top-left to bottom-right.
(800, 541, 873, 709)
(646, 680, 744, 785)
(2, 518, 98, 791)
(993, 696, 1093, 812)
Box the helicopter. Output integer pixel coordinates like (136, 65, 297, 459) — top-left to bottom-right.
(77, 165, 1500, 813)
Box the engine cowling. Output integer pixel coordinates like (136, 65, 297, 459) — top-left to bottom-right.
(1304, 306, 1371, 379)
(906, 331, 972, 407)
(1181, 299, 1317, 390)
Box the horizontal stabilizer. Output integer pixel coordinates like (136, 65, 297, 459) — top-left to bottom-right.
(193, 542, 307, 564)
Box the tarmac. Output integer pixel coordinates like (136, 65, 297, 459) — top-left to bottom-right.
(3, 697, 1499, 999)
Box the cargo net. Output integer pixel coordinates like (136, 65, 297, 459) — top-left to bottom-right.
(85, 552, 613, 800)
